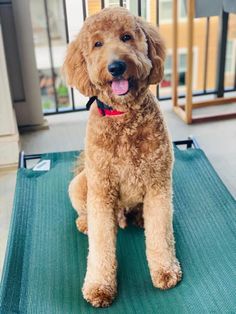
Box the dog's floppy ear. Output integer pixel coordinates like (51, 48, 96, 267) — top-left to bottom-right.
(136, 17, 166, 85)
(63, 36, 97, 96)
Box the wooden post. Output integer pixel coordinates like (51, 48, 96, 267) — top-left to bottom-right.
(172, 0, 178, 107)
(185, 0, 194, 124)
(171, 1, 236, 123)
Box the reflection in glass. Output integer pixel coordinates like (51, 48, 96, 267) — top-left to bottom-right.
(30, 0, 72, 113)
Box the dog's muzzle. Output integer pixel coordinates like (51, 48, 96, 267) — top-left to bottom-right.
(108, 60, 126, 77)
(108, 60, 129, 95)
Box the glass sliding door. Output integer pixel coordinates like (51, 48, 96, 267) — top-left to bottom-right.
(29, 0, 87, 114)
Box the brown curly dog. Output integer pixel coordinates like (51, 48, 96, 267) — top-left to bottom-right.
(64, 7, 182, 308)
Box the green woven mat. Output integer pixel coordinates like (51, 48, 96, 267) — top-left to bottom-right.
(1, 148, 236, 313)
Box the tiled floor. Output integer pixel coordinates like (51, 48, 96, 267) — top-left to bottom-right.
(1, 102, 236, 276)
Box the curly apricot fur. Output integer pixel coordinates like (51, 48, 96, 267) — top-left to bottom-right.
(65, 7, 181, 308)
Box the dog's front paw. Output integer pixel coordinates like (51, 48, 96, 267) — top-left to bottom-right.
(82, 282, 117, 308)
(76, 216, 87, 234)
(151, 260, 182, 290)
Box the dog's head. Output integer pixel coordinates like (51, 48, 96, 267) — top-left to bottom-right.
(63, 7, 165, 109)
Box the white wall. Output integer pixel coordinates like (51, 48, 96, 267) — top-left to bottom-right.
(0, 24, 19, 167)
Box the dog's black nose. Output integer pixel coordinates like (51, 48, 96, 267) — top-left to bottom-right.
(108, 60, 126, 77)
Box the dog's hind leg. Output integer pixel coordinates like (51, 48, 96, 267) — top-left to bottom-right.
(75, 215, 88, 234)
(116, 207, 128, 229)
(68, 169, 88, 234)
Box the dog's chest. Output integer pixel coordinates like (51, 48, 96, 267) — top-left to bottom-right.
(116, 160, 146, 207)
(112, 132, 152, 207)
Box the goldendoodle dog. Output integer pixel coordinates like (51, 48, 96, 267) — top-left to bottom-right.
(64, 7, 182, 308)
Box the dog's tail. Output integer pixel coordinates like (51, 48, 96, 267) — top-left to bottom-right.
(73, 151, 85, 176)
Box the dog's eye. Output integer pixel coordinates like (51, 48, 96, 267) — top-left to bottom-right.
(94, 41, 103, 48)
(121, 34, 133, 42)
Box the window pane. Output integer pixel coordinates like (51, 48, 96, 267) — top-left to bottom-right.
(179, 53, 187, 70)
(30, 0, 56, 113)
(225, 40, 233, 73)
(178, 72, 186, 86)
(55, 68, 70, 112)
(161, 73, 171, 88)
(141, 1, 147, 19)
(129, 1, 138, 16)
(159, 0, 186, 21)
(105, 0, 119, 7)
(39, 69, 55, 113)
(180, 0, 186, 18)
(160, 1, 172, 20)
(30, 0, 74, 113)
(165, 55, 172, 71)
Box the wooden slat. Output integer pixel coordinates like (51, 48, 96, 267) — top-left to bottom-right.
(173, 106, 187, 123)
(185, 0, 194, 124)
(203, 17, 210, 92)
(156, 0, 159, 99)
(191, 96, 236, 108)
(192, 112, 236, 123)
(179, 96, 236, 109)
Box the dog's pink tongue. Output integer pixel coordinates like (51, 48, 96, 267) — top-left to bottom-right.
(111, 79, 129, 95)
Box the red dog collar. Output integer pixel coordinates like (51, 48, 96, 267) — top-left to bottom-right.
(97, 99, 125, 116)
(85, 97, 125, 116)
(97, 107, 125, 116)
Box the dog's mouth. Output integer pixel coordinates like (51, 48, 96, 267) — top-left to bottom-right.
(110, 78, 129, 96)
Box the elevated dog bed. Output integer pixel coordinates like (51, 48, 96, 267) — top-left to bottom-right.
(1, 139, 236, 313)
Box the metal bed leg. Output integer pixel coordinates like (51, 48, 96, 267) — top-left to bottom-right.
(174, 136, 200, 149)
(18, 152, 43, 169)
